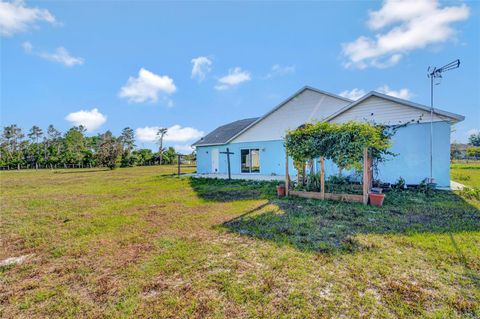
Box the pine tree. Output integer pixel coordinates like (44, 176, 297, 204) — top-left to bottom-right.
(97, 131, 121, 169)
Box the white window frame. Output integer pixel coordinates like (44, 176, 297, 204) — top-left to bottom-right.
(240, 148, 260, 174)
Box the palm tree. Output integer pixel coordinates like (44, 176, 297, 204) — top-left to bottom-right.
(156, 128, 168, 165)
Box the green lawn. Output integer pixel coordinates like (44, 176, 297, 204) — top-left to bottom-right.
(1, 166, 479, 318)
(451, 161, 480, 188)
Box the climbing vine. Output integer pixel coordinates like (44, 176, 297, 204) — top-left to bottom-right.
(285, 121, 393, 171)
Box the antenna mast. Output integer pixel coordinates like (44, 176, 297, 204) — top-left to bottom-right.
(426, 59, 460, 184)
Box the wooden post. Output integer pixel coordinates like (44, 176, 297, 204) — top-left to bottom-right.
(226, 148, 231, 180)
(177, 154, 181, 176)
(370, 157, 373, 190)
(362, 147, 369, 205)
(302, 163, 306, 186)
(285, 148, 290, 196)
(220, 148, 234, 180)
(368, 156, 373, 190)
(320, 156, 325, 200)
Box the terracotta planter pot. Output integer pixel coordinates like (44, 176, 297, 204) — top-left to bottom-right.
(369, 193, 385, 207)
(276, 184, 286, 197)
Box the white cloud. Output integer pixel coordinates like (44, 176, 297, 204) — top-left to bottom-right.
(166, 125, 204, 142)
(173, 144, 195, 154)
(339, 88, 366, 100)
(0, 0, 56, 36)
(215, 67, 251, 90)
(135, 125, 204, 143)
(342, 0, 470, 69)
(119, 68, 176, 104)
(135, 127, 159, 142)
(266, 64, 295, 78)
(21, 40, 32, 52)
(340, 85, 412, 100)
(191, 56, 212, 81)
(39, 47, 84, 66)
(376, 85, 412, 100)
(467, 128, 479, 136)
(65, 108, 107, 131)
(39, 47, 83, 67)
(22, 42, 84, 67)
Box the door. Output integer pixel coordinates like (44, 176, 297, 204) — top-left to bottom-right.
(211, 148, 219, 173)
(241, 149, 260, 173)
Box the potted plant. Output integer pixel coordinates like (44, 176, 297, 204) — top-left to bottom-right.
(369, 192, 385, 207)
(276, 184, 286, 197)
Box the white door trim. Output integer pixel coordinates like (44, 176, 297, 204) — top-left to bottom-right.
(211, 148, 219, 173)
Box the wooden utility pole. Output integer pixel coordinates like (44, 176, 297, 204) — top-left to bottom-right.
(220, 148, 234, 180)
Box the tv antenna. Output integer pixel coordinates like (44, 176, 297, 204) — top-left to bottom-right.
(426, 59, 460, 184)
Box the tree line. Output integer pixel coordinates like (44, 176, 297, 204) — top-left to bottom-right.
(0, 124, 195, 170)
(466, 132, 480, 158)
(451, 132, 480, 160)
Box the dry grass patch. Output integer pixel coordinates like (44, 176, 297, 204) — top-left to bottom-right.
(1, 166, 479, 318)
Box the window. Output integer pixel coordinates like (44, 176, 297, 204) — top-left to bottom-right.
(241, 149, 260, 173)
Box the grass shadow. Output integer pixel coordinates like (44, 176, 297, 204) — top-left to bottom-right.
(189, 177, 278, 202)
(190, 177, 480, 254)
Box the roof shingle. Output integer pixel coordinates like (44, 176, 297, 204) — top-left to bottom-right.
(192, 117, 259, 147)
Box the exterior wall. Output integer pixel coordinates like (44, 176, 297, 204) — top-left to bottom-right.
(376, 121, 451, 187)
(331, 96, 449, 125)
(232, 89, 350, 143)
(196, 146, 212, 174)
(196, 140, 297, 176)
(196, 121, 451, 188)
(316, 121, 451, 187)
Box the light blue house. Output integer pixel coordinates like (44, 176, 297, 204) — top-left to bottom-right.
(192, 86, 464, 188)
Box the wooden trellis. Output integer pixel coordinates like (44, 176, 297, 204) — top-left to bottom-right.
(286, 147, 372, 205)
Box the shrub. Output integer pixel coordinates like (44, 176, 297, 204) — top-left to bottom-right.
(326, 175, 349, 185)
(306, 172, 321, 192)
(285, 121, 393, 172)
(466, 146, 480, 159)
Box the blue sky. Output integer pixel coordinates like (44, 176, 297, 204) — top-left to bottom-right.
(1, 0, 479, 152)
